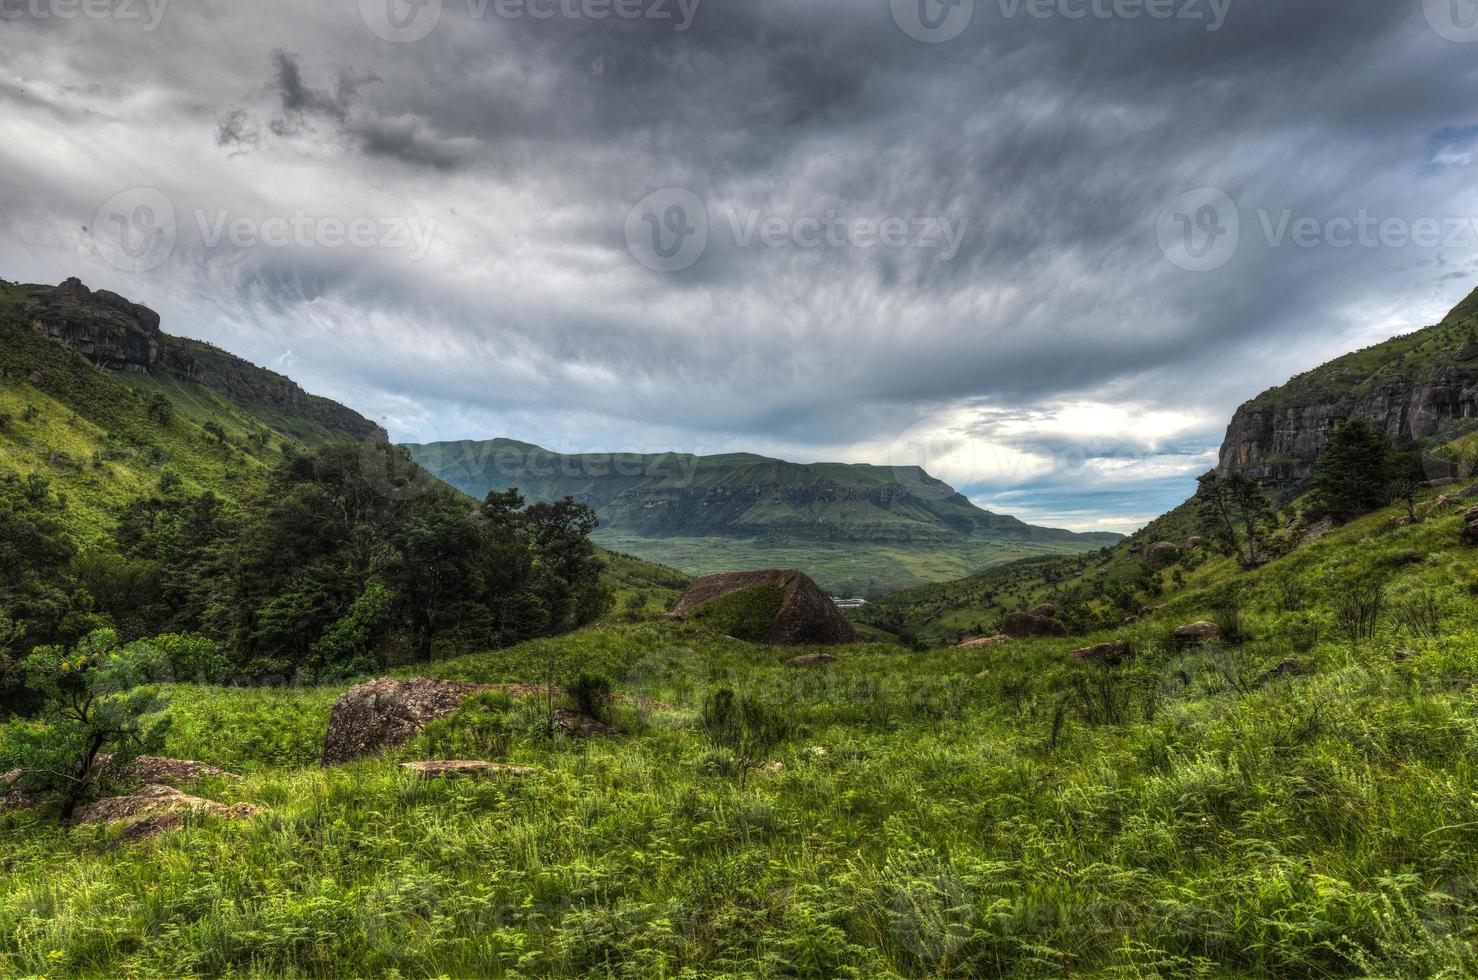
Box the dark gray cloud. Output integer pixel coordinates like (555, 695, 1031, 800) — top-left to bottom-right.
(1, 0, 1476, 530)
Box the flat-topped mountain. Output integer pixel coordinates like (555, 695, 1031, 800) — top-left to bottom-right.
(407, 438, 1121, 596)
(1218, 287, 1478, 491)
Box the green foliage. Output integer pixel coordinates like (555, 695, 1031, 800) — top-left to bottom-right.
(700, 687, 793, 779)
(566, 673, 613, 724)
(690, 583, 785, 642)
(2, 630, 170, 818)
(1309, 418, 1400, 524)
(149, 633, 229, 684)
(1196, 469, 1274, 567)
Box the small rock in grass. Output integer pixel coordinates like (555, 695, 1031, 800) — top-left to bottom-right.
(1070, 641, 1131, 664)
(788, 653, 839, 667)
(1173, 621, 1221, 643)
(401, 761, 536, 779)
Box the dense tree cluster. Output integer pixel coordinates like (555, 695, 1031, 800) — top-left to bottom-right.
(0, 444, 609, 709)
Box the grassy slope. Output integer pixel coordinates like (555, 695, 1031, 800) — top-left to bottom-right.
(1, 490, 1476, 975)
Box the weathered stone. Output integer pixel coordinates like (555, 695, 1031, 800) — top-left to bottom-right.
(553, 708, 617, 738)
(1029, 603, 1056, 618)
(956, 635, 1011, 649)
(787, 652, 840, 666)
(1462, 505, 1478, 525)
(668, 570, 858, 646)
(1256, 658, 1300, 685)
(322, 677, 496, 766)
(1173, 621, 1221, 643)
(74, 783, 260, 827)
(1000, 612, 1070, 638)
(1182, 536, 1205, 551)
(1070, 641, 1131, 664)
(1463, 522, 1478, 547)
(400, 761, 536, 779)
(1144, 541, 1181, 569)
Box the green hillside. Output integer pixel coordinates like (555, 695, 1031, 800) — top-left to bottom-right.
(0, 278, 385, 540)
(407, 438, 1121, 597)
(3, 479, 1476, 975)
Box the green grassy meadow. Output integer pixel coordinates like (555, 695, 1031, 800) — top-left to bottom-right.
(3, 487, 1477, 977)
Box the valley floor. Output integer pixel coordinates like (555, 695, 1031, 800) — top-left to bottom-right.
(4, 594, 1478, 976)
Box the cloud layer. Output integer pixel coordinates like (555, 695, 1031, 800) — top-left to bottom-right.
(2, 0, 1477, 530)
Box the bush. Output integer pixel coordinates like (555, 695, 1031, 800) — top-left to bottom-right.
(699, 688, 792, 781)
(1, 630, 171, 819)
(150, 633, 229, 684)
(567, 673, 614, 724)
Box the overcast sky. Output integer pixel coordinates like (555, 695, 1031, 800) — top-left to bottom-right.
(3, 0, 1477, 531)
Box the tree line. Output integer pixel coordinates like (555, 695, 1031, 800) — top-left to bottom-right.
(1, 442, 609, 713)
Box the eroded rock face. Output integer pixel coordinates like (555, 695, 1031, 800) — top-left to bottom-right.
(1000, 612, 1069, 638)
(1215, 291, 1478, 492)
(668, 570, 859, 646)
(25, 277, 168, 374)
(322, 677, 491, 766)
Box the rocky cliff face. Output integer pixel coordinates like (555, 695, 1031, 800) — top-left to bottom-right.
(25, 277, 177, 375)
(1217, 288, 1478, 491)
(19, 277, 384, 443)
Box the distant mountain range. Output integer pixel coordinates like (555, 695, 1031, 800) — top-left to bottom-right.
(406, 438, 1122, 596)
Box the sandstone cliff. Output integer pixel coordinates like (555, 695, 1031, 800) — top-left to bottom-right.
(1217, 286, 1478, 490)
(18, 277, 384, 444)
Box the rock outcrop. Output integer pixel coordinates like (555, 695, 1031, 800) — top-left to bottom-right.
(322, 677, 563, 765)
(1000, 611, 1070, 638)
(1071, 641, 1131, 664)
(323, 677, 492, 766)
(401, 761, 536, 779)
(668, 570, 859, 645)
(1216, 287, 1478, 492)
(1144, 541, 1181, 569)
(17, 277, 385, 443)
(1173, 621, 1221, 643)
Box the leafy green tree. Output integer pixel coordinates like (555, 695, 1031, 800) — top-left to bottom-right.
(2, 630, 170, 820)
(146, 393, 173, 426)
(1310, 419, 1409, 524)
(1195, 470, 1273, 567)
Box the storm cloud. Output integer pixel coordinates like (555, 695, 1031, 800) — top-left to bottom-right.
(2, 0, 1476, 530)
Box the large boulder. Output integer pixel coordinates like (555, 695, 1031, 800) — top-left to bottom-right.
(668, 570, 858, 646)
(322, 677, 492, 766)
(1000, 612, 1070, 638)
(1144, 541, 1181, 569)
